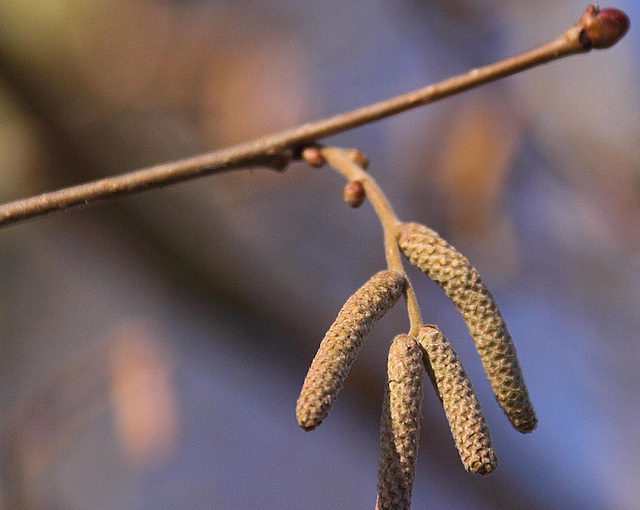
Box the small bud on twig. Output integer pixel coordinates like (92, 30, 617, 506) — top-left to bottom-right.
(397, 222, 536, 433)
(346, 149, 369, 169)
(417, 325, 497, 475)
(343, 180, 366, 208)
(579, 5, 630, 49)
(301, 146, 326, 167)
(377, 334, 424, 510)
(296, 270, 405, 431)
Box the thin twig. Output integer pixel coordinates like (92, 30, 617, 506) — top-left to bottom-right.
(319, 147, 423, 336)
(0, 8, 626, 228)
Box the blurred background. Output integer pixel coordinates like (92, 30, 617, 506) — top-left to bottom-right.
(0, 0, 638, 508)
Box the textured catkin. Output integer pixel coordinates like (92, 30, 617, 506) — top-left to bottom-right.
(397, 222, 536, 433)
(377, 335, 424, 510)
(296, 270, 405, 431)
(417, 325, 497, 475)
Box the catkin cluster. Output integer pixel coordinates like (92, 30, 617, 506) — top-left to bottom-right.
(296, 218, 536, 509)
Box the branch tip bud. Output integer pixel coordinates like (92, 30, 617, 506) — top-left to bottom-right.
(579, 5, 630, 49)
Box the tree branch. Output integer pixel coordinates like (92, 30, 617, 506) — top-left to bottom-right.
(0, 6, 628, 229)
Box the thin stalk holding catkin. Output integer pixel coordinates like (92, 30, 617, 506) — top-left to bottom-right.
(319, 146, 423, 336)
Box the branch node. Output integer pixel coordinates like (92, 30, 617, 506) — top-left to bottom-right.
(262, 149, 293, 171)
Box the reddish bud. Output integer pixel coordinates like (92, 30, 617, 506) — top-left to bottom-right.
(346, 149, 369, 169)
(301, 146, 326, 167)
(579, 5, 630, 49)
(343, 180, 366, 208)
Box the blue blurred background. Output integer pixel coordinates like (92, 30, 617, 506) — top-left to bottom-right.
(0, 0, 638, 508)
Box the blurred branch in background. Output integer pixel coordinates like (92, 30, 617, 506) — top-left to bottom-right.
(2, 346, 109, 509)
(2, 320, 176, 510)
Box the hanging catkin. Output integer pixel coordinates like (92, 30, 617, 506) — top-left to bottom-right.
(417, 325, 497, 475)
(296, 270, 405, 431)
(397, 222, 536, 433)
(376, 334, 423, 510)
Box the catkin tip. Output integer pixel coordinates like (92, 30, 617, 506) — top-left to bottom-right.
(296, 396, 322, 431)
(513, 414, 538, 434)
(296, 270, 405, 430)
